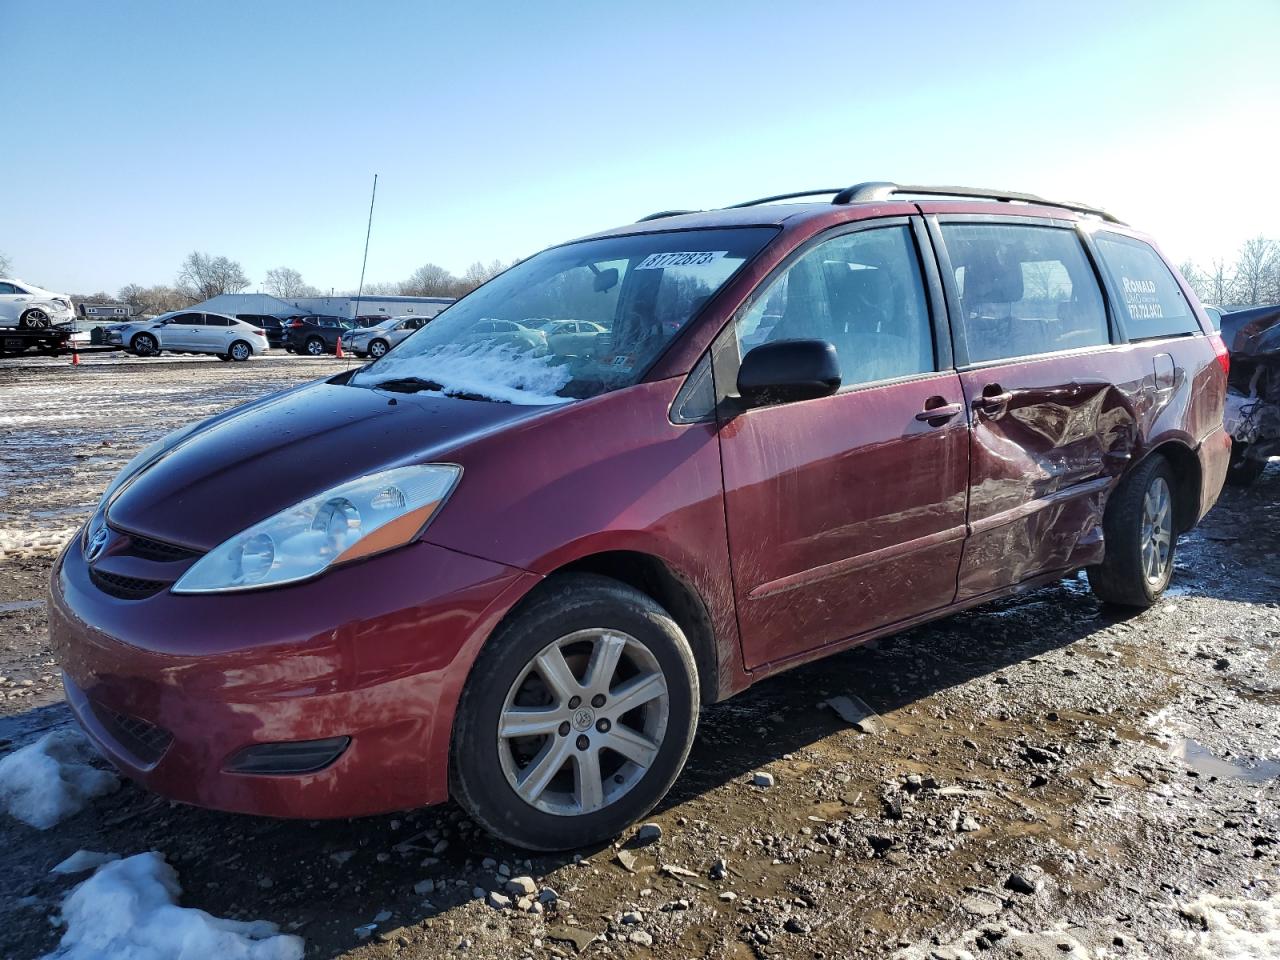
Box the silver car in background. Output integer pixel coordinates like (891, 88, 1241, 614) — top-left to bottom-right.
(343, 315, 431, 358)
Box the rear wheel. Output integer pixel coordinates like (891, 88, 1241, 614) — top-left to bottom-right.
(20, 309, 50, 329)
(368, 338, 390, 359)
(130, 332, 158, 357)
(1088, 455, 1178, 607)
(1226, 440, 1267, 488)
(228, 340, 252, 362)
(451, 574, 699, 851)
(305, 336, 326, 356)
(216, 353, 231, 362)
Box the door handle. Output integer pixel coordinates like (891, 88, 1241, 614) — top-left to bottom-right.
(915, 401, 962, 423)
(973, 390, 1013, 415)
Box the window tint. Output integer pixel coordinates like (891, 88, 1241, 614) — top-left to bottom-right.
(736, 225, 934, 386)
(941, 223, 1109, 363)
(1092, 232, 1200, 339)
(0, 283, 17, 295)
(171, 312, 203, 324)
(205, 314, 232, 326)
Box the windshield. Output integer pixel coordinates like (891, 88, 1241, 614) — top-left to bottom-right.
(349, 227, 776, 403)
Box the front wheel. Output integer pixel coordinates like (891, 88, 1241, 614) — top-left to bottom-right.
(1226, 440, 1267, 488)
(451, 574, 699, 851)
(20, 309, 50, 329)
(1088, 455, 1178, 607)
(368, 339, 390, 359)
(130, 333, 158, 357)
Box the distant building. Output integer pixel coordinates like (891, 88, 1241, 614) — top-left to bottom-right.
(190, 293, 454, 321)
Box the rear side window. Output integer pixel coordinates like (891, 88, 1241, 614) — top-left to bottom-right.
(1092, 232, 1199, 339)
(205, 314, 232, 326)
(736, 225, 935, 386)
(941, 223, 1109, 363)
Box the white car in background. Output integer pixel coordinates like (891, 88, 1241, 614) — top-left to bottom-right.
(343, 314, 431, 358)
(106, 310, 269, 361)
(0, 278, 76, 329)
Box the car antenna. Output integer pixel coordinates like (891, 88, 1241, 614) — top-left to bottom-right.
(349, 173, 378, 371)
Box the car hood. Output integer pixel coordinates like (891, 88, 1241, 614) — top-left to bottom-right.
(107, 379, 557, 550)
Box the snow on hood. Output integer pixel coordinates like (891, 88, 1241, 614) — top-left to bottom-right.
(44, 851, 304, 960)
(355, 341, 574, 405)
(0, 729, 118, 829)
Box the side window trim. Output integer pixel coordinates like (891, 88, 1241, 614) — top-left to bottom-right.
(928, 213, 1116, 369)
(711, 216, 949, 403)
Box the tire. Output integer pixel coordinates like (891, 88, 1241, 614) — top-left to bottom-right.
(304, 336, 326, 356)
(216, 353, 231, 362)
(130, 333, 158, 357)
(368, 339, 390, 359)
(228, 340, 252, 362)
(19, 309, 50, 329)
(451, 574, 699, 851)
(1087, 455, 1178, 608)
(1226, 440, 1267, 488)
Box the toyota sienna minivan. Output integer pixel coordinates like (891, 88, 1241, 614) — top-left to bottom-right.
(51, 183, 1231, 850)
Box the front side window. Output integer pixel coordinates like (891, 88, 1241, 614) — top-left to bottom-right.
(735, 225, 935, 387)
(941, 223, 1109, 363)
(170, 312, 203, 325)
(350, 227, 776, 403)
(0, 282, 17, 295)
(1092, 232, 1199, 339)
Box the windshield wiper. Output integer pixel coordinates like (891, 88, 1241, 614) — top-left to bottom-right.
(369, 376, 447, 394)
(366, 376, 507, 403)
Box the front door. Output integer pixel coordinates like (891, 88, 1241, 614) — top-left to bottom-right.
(717, 220, 969, 670)
(932, 217, 1136, 598)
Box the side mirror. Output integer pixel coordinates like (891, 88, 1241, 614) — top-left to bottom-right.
(737, 339, 841, 408)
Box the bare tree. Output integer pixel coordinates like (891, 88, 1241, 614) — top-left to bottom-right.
(177, 252, 250, 302)
(1231, 236, 1278, 306)
(0, 252, 11, 276)
(1204, 258, 1234, 307)
(119, 283, 193, 316)
(264, 266, 318, 299)
(459, 259, 508, 292)
(401, 263, 457, 297)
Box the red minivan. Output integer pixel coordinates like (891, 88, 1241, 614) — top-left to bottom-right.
(50, 183, 1231, 850)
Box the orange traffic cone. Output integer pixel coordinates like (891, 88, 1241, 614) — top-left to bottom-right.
(335, 337, 345, 359)
(71, 350, 80, 366)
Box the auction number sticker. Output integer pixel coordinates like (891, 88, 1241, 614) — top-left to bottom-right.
(635, 251, 727, 270)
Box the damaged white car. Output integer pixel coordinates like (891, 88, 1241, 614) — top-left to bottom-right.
(0, 278, 75, 329)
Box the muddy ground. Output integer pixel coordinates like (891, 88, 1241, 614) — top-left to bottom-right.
(1, 353, 1278, 959)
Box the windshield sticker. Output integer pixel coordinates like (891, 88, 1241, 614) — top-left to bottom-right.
(1121, 276, 1165, 320)
(635, 251, 727, 270)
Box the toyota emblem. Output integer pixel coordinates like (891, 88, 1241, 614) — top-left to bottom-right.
(85, 526, 109, 563)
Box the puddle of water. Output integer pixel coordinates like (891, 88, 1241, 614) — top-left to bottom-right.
(1177, 737, 1280, 783)
(0, 599, 45, 613)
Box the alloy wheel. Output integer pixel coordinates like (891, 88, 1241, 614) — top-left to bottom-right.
(1140, 476, 1173, 585)
(306, 338, 324, 356)
(498, 629, 669, 817)
(370, 340, 388, 358)
(22, 310, 50, 329)
(231, 342, 250, 361)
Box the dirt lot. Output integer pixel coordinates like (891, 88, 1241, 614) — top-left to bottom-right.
(2, 353, 1278, 959)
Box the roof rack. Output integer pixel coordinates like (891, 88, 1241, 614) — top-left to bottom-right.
(727, 189, 845, 208)
(635, 209, 699, 222)
(830, 181, 1123, 224)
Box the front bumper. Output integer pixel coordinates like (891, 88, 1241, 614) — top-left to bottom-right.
(50, 534, 537, 818)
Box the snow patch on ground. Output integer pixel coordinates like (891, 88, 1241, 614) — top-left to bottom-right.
(0, 729, 118, 829)
(1173, 892, 1280, 959)
(357, 342, 573, 404)
(43, 851, 304, 959)
(0, 523, 82, 560)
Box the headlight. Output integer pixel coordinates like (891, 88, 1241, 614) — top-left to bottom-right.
(172, 464, 461, 594)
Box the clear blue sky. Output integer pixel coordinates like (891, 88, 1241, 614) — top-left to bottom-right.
(6, 0, 1279, 294)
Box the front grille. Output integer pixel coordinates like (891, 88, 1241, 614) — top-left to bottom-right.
(90, 702, 174, 765)
(123, 533, 200, 564)
(89, 569, 167, 600)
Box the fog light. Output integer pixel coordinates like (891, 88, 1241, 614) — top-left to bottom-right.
(224, 736, 351, 775)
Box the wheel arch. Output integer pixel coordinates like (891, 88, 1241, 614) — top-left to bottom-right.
(1134, 438, 1201, 533)
(496, 550, 722, 706)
